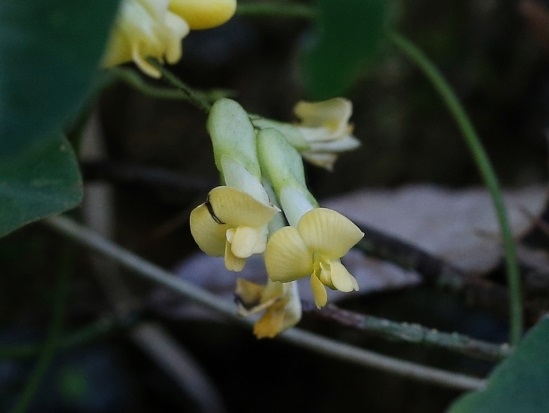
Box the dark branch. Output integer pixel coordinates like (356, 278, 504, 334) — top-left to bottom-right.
(305, 303, 512, 362)
(80, 160, 215, 193)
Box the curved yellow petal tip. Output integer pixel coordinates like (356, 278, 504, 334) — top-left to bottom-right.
(329, 260, 359, 293)
(224, 242, 246, 271)
(189, 203, 227, 256)
(169, 0, 237, 30)
(310, 275, 328, 309)
(228, 226, 266, 258)
(254, 308, 285, 339)
(208, 186, 279, 227)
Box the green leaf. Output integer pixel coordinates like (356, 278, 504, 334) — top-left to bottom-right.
(0, 0, 120, 236)
(301, 0, 393, 99)
(0, 134, 82, 238)
(448, 317, 549, 413)
(0, 0, 120, 162)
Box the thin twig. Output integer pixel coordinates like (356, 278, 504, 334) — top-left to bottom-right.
(355, 223, 466, 289)
(106, 67, 201, 101)
(355, 222, 515, 320)
(43, 215, 486, 391)
(80, 160, 214, 193)
(281, 328, 484, 391)
(314, 304, 512, 362)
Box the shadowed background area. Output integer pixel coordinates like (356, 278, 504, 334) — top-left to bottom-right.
(2, 0, 549, 412)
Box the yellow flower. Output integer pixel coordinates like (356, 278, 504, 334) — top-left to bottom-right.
(169, 0, 237, 30)
(294, 98, 361, 170)
(264, 208, 363, 308)
(103, 0, 236, 77)
(102, 0, 189, 77)
(190, 186, 279, 271)
(236, 278, 301, 339)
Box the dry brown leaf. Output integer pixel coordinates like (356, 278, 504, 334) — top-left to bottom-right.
(324, 185, 547, 274)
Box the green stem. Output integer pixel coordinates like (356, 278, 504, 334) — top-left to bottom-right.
(389, 32, 523, 344)
(236, 3, 317, 19)
(9, 245, 72, 413)
(146, 59, 211, 113)
(107, 67, 203, 101)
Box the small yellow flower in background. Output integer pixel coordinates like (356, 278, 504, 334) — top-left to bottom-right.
(103, 0, 237, 77)
(169, 0, 237, 30)
(294, 98, 361, 170)
(265, 208, 364, 308)
(190, 186, 279, 271)
(236, 278, 301, 339)
(103, 0, 189, 77)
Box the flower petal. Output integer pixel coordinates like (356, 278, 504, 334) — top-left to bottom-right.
(265, 226, 312, 282)
(254, 304, 285, 339)
(162, 10, 190, 63)
(298, 208, 364, 258)
(296, 126, 336, 143)
(169, 0, 236, 30)
(294, 98, 352, 136)
(301, 152, 338, 171)
(261, 279, 285, 303)
(235, 278, 265, 310)
(189, 203, 227, 256)
(279, 281, 302, 329)
(316, 259, 335, 289)
(103, 0, 190, 77)
(310, 274, 328, 309)
(253, 281, 302, 338)
(229, 226, 267, 258)
(251, 118, 309, 150)
(307, 135, 361, 152)
(328, 259, 359, 293)
(224, 241, 246, 271)
(131, 41, 162, 78)
(208, 186, 278, 227)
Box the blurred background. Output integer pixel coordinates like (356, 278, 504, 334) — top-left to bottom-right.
(2, 0, 549, 411)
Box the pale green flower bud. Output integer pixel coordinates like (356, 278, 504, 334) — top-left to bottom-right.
(208, 98, 269, 203)
(256, 128, 318, 226)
